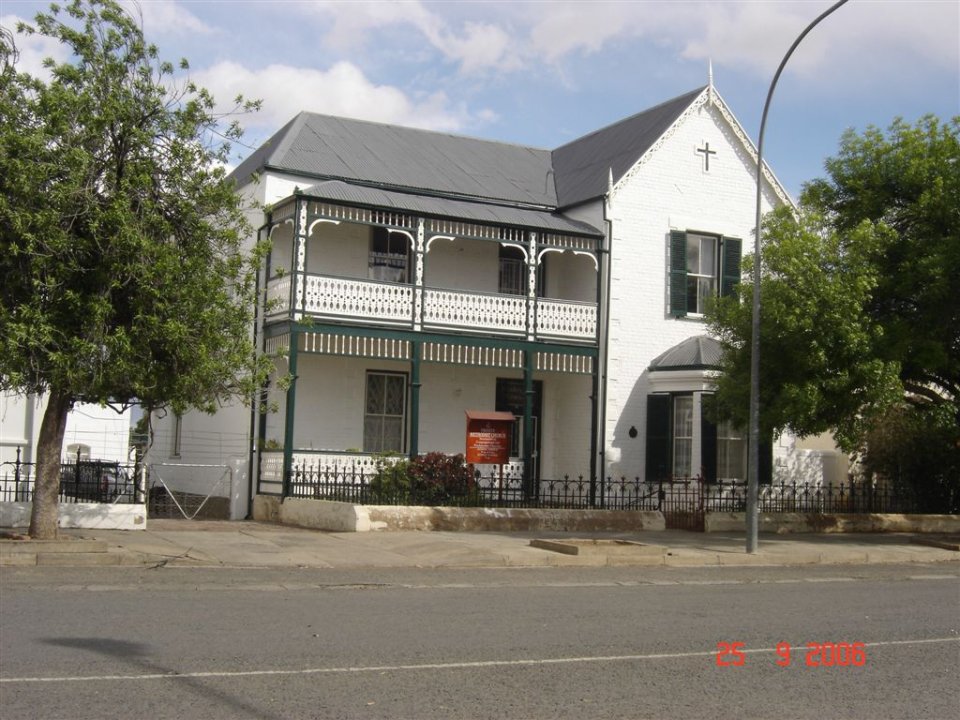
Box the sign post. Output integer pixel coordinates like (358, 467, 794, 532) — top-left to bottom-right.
(465, 411, 514, 501)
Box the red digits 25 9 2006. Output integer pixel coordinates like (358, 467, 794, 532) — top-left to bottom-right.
(716, 641, 867, 667)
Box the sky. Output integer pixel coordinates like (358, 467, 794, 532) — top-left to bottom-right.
(3, 0, 958, 200)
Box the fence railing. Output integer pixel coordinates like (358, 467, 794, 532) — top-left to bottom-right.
(0, 454, 145, 504)
(285, 464, 952, 514)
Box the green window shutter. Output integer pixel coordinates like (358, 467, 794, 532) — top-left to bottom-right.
(700, 395, 717, 483)
(645, 394, 672, 482)
(720, 236, 742, 298)
(669, 230, 688, 317)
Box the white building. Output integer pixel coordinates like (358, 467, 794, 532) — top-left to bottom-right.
(151, 81, 846, 513)
(1, 392, 134, 467)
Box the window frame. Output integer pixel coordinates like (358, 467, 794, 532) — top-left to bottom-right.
(669, 230, 741, 318)
(362, 370, 408, 454)
(368, 227, 411, 284)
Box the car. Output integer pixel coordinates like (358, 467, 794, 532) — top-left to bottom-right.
(60, 461, 137, 503)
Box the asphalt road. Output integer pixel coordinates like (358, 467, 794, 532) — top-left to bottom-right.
(1, 564, 958, 720)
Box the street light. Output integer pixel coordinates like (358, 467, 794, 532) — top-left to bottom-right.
(747, 0, 851, 553)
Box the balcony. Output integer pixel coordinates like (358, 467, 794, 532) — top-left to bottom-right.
(266, 274, 597, 343)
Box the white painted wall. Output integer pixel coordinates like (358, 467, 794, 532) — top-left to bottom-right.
(1, 392, 132, 465)
(603, 97, 782, 480)
(424, 237, 499, 293)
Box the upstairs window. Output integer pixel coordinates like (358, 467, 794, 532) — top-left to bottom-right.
(669, 231, 741, 317)
(498, 245, 525, 295)
(369, 227, 410, 283)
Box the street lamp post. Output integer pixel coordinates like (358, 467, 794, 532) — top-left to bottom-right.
(747, 0, 851, 553)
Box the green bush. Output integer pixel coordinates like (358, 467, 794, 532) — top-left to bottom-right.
(367, 452, 476, 505)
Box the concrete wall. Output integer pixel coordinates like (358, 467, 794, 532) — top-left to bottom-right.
(253, 495, 665, 533)
(705, 512, 960, 534)
(0, 502, 147, 530)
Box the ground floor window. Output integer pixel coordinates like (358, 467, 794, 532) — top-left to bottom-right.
(672, 395, 694, 478)
(363, 371, 407, 453)
(716, 419, 746, 481)
(645, 392, 768, 483)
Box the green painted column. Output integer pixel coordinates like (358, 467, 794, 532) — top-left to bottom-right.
(409, 341, 421, 459)
(522, 350, 535, 500)
(281, 326, 299, 498)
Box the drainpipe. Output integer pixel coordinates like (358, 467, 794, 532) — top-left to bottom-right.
(597, 171, 615, 504)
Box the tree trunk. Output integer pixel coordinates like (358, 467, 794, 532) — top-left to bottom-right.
(29, 389, 72, 539)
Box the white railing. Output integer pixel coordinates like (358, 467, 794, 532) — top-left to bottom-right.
(265, 274, 597, 342)
(537, 299, 597, 340)
(265, 276, 291, 315)
(423, 288, 526, 334)
(302, 275, 413, 323)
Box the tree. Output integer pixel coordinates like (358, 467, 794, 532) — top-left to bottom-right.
(709, 115, 959, 494)
(709, 207, 903, 449)
(0, 1, 270, 538)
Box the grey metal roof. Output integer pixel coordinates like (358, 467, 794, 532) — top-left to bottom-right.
(230, 86, 705, 213)
(552, 87, 706, 207)
(297, 180, 603, 237)
(648, 334, 723, 371)
(231, 113, 557, 207)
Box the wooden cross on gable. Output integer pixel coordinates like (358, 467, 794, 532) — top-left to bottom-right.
(696, 141, 717, 171)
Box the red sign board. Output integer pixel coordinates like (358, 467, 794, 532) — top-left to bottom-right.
(465, 411, 514, 465)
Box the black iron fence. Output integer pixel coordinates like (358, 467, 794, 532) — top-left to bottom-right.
(0, 452, 144, 504)
(287, 462, 955, 516)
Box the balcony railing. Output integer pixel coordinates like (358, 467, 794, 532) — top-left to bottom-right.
(266, 274, 597, 342)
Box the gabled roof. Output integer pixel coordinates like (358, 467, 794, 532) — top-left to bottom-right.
(648, 335, 723, 371)
(551, 86, 706, 207)
(230, 113, 557, 208)
(230, 86, 709, 215)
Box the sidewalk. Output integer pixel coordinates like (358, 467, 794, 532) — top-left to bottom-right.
(3, 519, 959, 568)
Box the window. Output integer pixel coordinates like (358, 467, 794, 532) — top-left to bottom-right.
(369, 227, 410, 283)
(669, 230, 741, 317)
(716, 420, 745, 481)
(363, 372, 406, 453)
(646, 393, 769, 482)
(672, 395, 694, 478)
(498, 245, 525, 295)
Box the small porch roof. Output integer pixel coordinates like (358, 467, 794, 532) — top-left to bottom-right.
(648, 335, 723, 372)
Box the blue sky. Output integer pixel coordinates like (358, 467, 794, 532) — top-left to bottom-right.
(4, 0, 958, 200)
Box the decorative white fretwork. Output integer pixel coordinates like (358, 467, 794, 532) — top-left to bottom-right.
(414, 219, 425, 331)
(536, 300, 597, 340)
(526, 232, 538, 340)
(302, 275, 414, 323)
(535, 352, 593, 374)
(265, 276, 292, 315)
(426, 218, 525, 243)
(299, 333, 411, 361)
(304, 201, 416, 229)
(539, 234, 597, 252)
(421, 343, 524, 369)
(423, 288, 526, 334)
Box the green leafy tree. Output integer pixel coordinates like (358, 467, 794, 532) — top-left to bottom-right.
(0, 1, 270, 538)
(710, 115, 959, 492)
(709, 208, 903, 449)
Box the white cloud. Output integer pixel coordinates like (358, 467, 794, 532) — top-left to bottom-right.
(189, 59, 487, 133)
(2, 13, 69, 79)
(302, 1, 523, 74)
(120, 0, 214, 37)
